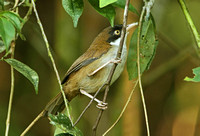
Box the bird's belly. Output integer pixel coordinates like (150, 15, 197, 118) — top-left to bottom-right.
(79, 46, 127, 93)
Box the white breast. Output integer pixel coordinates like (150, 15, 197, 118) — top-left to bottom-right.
(110, 44, 127, 84)
(108, 34, 128, 84)
(79, 35, 128, 93)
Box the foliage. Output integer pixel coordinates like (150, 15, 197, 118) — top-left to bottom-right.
(3, 0, 200, 136)
(184, 67, 200, 82)
(62, 0, 84, 28)
(88, 0, 116, 27)
(99, 0, 117, 8)
(62, 0, 138, 27)
(0, 0, 155, 135)
(5, 58, 39, 94)
(0, 11, 23, 52)
(0, 9, 38, 94)
(49, 113, 83, 136)
(127, 18, 158, 80)
(112, 0, 138, 15)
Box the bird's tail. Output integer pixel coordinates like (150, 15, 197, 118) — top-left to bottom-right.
(43, 92, 67, 116)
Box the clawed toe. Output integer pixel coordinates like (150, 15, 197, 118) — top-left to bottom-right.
(96, 102, 108, 110)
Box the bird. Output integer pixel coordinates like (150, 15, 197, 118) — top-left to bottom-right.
(44, 22, 138, 116)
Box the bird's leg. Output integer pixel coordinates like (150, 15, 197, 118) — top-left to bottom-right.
(80, 89, 108, 110)
(88, 58, 121, 77)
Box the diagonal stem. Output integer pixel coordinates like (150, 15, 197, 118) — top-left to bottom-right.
(73, 83, 107, 126)
(20, 1, 73, 135)
(136, 3, 152, 136)
(102, 80, 139, 136)
(178, 0, 200, 56)
(31, 0, 72, 123)
(5, 42, 15, 136)
(92, 0, 131, 135)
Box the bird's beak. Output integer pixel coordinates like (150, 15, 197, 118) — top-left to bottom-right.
(126, 22, 138, 31)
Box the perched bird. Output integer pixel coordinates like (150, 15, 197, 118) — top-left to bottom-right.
(44, 23, 137, 116)
(20, 23, 138, 136)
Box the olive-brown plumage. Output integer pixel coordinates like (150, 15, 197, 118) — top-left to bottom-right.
(44, 23, 137, 116)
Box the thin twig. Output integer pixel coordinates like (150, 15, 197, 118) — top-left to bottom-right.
(5, 2, 32, 136)
(5, 42, 15, 136)
(13, 0, 19, 9)
(136, 0, 155, 135)
(20, 1, 72, 135)
(102, 80, 139, 136)
(92, 0, 130, 135)
(20, 111, 45, 136)
(178, 0, 200, 51)
(136, 5, 149, 136)
(73, 82, 106, 126)
(23, 4, 33, 23)
(11, 0, 26, 10)
(31, 0, 72, 122)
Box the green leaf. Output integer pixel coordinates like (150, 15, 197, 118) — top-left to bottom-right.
(184, 67, 200, 82)
(0, 40, 5, 53)
(127, 18, 158, 80)
(99, 0, 117, 8)
(0, 11, 24, 51)
(5, 58, 39, 94)
(62, 0, 84, 27)
(112, 0, 139, 15)
(88, 0, 115, 27)
(56, 133, 73, 136)
(0, 17, 15, 51)
(127, 28, 138, 80)
(0, 11, 23, 33)
(49, 113, 83, 136)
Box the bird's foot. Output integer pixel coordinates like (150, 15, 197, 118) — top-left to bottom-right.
(96, 102, 108, 110)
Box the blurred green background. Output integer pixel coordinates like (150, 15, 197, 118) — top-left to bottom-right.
(1, 0, 200, 135)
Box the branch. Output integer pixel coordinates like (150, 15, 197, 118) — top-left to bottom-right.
(73, 82, 107, 126)
(5, 3, 32, 134)
(136, 6, 150, 136)
(136, 0, 155, 135)
(178, 0, 200, 53)
(13, 0, 19, 9)
(92, 0, 131, 135)
(102, 80, 139, 136)
(5, 42, 15, 136)
(20, 111, 45, 136)
(31, 0, 72, 122)
(20, 0, 72, 135)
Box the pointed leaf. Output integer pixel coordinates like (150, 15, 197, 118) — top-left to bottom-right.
(112, 0, 139, 15)
(184, 67, 200, 82)
(0, 11, 23, 33)
(62, 0, 84, 27)
(127, 18, 158, 80)
(49, 113, 83, 136)
(0, 17, 15, 51)
(99, 0, 117, 8)
(5, 58, 39, 94)
(88, 0, 115, 27)
(127, 28, 138, 80)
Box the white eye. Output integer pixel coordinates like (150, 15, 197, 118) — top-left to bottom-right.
(114, 30, 120, 35)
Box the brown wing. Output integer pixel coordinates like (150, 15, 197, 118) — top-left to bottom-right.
(61, 57, 98, 84)
(61, 42, 111, 84)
